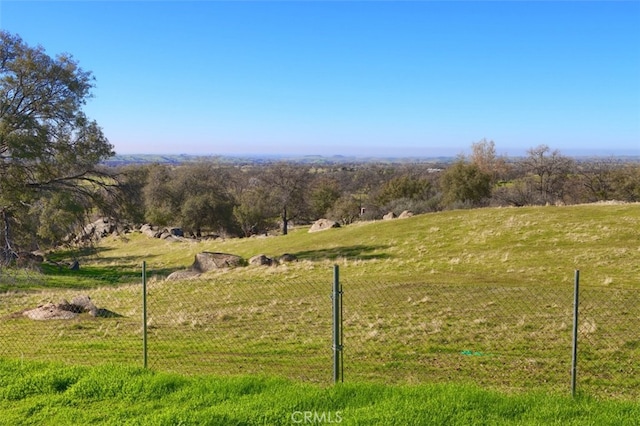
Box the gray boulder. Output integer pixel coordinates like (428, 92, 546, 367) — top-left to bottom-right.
(278, 253, 298, 263)
(23, 303, 77, 320)
(22, 295, 116, 320)
(140, 224, 162, 238)
(70, 295, 98, 316)
(309, 219, 341, 233)
(159, 227, 184, 240)
(191, 252, 245, 272)
(73, 217, 120, 243)
(166, 270, 202, 281)
(249, 254, 274, 266)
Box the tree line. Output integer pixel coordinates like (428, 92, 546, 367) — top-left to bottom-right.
(1, 30, 638, 263)
(112, 141, 639, 240)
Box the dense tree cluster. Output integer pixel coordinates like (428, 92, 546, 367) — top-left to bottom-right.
(111, 142, 640, 239)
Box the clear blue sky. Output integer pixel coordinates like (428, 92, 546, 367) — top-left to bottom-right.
(2, 1, 639, 157)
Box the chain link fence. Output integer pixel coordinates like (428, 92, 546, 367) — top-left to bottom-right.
(0, 266, 637, 398)
(341, 280, 574, 390)
(143, 272, 332, 382)
(576, 286, 639, 398)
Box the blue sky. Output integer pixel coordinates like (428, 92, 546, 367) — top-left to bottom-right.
(1, 1, 639, 157)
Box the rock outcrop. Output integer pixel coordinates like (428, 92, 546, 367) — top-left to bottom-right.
(249, 254, 274, 266)
(22, 295, 119, 320)
(383, 212, 397, 220)
(166, 252, 246, 281)
(278, 253, 298, 263)
(191, 252, 245, 272)
(309, 219, 340, 233)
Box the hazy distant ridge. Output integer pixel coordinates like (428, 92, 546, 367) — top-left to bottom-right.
(103, 153, 640, 167)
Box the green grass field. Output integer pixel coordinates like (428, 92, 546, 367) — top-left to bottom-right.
(4, 202, 635, 289)
(0, 204, 638, 417)
(0, 359, 638, 425)
(49, 202, 640, 292)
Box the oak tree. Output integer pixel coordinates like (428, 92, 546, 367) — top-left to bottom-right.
(0, 31, 116, 262)
(523, 145, 574, 204)
(260, 163, 311, 235)
(439, 159, 492, 207)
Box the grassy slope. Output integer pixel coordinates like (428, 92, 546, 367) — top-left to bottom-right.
(64, 203, 640, 287)
(0, 359, 638, 426)
(0, 204, 638, 402)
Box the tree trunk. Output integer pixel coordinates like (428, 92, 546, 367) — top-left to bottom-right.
(282, 206, 288, 236)
(1, 208, 15, 265)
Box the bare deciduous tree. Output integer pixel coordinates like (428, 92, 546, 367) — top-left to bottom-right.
(260, 163, 311, 235)
(523, 145, 574, 204)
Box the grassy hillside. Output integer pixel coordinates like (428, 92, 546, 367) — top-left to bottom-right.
(0, 203, 638, 399)
(68, 203, 640, 287)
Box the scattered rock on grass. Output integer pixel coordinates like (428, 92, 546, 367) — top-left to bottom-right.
(309, 219, 340, 233)
(278, 253, 298, 263)
(249, 254, 274, 266)
(22, 295, 120, 321)
(166, 270, 202, 281)
(23, 303, 77, 320)
(191, 252, 245, 272)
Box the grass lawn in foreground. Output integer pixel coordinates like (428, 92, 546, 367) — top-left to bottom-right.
(0, 359, 638, 425)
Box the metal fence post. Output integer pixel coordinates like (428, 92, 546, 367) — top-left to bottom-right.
(142, 261, 148, 369)
(332, 265, 343, 383)
(571, 269, 580, 397)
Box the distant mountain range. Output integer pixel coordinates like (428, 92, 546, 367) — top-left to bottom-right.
(101, 153, 459, 166)
(102, 153, 640, 167)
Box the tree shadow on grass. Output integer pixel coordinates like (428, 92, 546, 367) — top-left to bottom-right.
(46, 246, 161, 266)
(290, 244, 391, 261)
(41, 263, 144, 287)
(1, 252, 171, 292)
(45, 245, 113, 262)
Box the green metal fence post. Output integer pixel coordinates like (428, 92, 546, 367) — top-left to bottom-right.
(571, 269, 580, 397)
(142, 261, 148, 369)
(332, 265, 343, 383)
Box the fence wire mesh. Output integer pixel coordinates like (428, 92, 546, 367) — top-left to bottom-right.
(0, 272, 141, 367)
(577, 286, 639, 399)
(0, 267, 637, 399)
(341, 280, 574, 392)
(144, 274, 332, 382)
